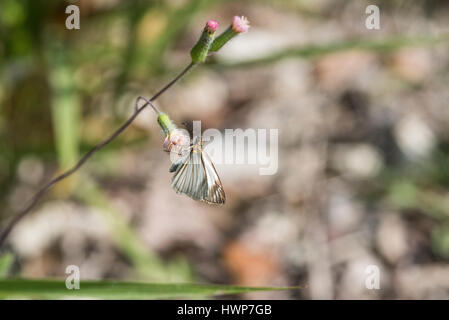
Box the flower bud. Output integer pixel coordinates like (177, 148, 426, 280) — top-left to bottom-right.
(210, 16, 250, 52)
(190, 20, 219, 64)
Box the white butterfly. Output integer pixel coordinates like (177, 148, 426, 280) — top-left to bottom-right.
(169, 137, 226, 205)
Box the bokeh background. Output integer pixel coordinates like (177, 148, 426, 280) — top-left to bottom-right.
(1, 0, 449, 299)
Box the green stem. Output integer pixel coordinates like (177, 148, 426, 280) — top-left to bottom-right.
(0, 62, 196, 249)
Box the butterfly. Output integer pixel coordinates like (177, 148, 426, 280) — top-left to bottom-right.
(169, 137, 226, 205)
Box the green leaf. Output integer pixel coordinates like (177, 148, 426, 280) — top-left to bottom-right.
(0, 278, 298, 300)
(48, 43, 81, 172)
(0, 254, 14, 277)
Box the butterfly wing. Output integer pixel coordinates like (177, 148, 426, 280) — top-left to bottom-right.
(169, 154, 187, 173)
(171, 145, 225, 204)
(200, 151, 226, 204)
(171, 148, 207, 201)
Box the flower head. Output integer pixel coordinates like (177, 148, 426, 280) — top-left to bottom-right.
(163, 129, 190, 154)
(232, 16, 250, 33)
(209, 16, 250, 52)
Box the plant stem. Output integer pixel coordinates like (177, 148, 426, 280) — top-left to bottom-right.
(0, 62, 196, 249)
(151, 62, 196, 101)
(214, 34, 449, 68)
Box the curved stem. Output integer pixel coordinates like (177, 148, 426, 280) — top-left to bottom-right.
(0, 62, 196, 249)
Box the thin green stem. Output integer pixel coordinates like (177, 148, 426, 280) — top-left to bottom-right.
(0, 62, 196, 249)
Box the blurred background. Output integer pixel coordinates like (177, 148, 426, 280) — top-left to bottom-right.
(1, 0, 449, 299)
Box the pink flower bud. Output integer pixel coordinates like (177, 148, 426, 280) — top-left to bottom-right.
(231, 16, 250, 33)
(205, 19, 219, 34)
(163, 130, 190, 154)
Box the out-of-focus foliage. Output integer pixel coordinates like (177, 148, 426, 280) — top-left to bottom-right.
(1, 0, 449, 299)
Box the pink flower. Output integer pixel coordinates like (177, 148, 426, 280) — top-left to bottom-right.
(163, 130, 190, 154)
(205, 19, 219, 33)
(232, 16, 250, 33)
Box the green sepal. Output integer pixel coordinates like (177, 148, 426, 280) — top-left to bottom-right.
(190, 30, 215, 64)
(210, 26, 237, 52)
(157, 113, 176, 136)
